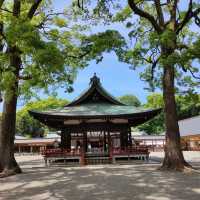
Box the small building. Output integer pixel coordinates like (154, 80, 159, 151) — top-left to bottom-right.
(179, 115, 200, 150)
(132, 134, 165, 151)
(14, 136, 59, 154)
(29, 74, 161, 164)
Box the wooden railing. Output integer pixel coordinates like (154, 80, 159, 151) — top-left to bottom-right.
(112, 146, 149, 155)
(41, 148, 81, 158)
(41, 146, 150, 165)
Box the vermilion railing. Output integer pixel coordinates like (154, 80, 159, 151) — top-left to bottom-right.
(42, 148, 81, 157)
(42, 146, 150, 158)
(112, 146, 149, 155)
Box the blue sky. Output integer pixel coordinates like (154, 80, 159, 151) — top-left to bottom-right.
(51, 0, 150, 103)
(57, 53, 150, 102)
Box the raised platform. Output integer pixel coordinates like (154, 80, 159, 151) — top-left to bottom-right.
(42, 149, 81, 166)
(42, 146, 150, 166)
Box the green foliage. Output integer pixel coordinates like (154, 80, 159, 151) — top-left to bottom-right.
(71, 1, 200, 93)
(16, 97, 68, 137)
(118, 94, 141, 107)
(78, 30, 126, 64)
(138, 93, 164, 134)
(176, 93, 200, 120)
(1, 1, 127, 101)
(1, 1, 114, 101)
(113, 6, 132, 22)
(138, 93, 200, 134)
(144, 93, 164, 109)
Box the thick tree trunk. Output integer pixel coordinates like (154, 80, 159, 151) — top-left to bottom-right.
(0, 49, 22, 177)
(0, 94, 22, 176)
(161, 63, 190, 171)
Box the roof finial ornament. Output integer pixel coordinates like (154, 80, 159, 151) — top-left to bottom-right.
(90, 73, 100, 85)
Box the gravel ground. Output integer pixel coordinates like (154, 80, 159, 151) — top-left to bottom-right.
(0, 151, 200, 200)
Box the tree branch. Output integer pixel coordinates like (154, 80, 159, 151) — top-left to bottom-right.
(194, 10, 200, 26)
(154, 0, 164, 26)
(128, 0, 162, 33)
(150, 58, 159, 81)
(36, 12, 65, 28)
(0, 0, 5, 8)
(13, 0, 21, 17)
(176, 43, 189, 50)
(0, 7, 13, 14)
(171, 0, 178, 29)
(0, 0, 5, 55)
(64, 49, 91, 59)
(77, 0, 84, 10)
(27, 0, 43, 19)
(181, 65, 200, 80)
(188, 68, 200, 80)
(176, 0, 200, 34)
(18, 75, 32, 80)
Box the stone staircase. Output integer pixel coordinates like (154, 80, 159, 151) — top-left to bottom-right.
(85, 152, 111, 165)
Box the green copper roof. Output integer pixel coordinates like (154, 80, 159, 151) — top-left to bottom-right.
(30, 103, 160, 118)
(29, 74, 161, 126)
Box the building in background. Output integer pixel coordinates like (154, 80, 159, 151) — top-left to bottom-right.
(14, 134, 60, 154)
(132, 132, 165, 151)
(179, 115, 200, 150)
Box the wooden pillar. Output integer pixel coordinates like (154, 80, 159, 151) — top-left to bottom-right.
(82, 132, 87, 152)
(103, 131, 107, 152)
(61, 129, 67, 149)
(66, 132, 71, 151)
(128, 126, 132, 147)
(81, 131, 87, 165)
(120, 126, 129, 149)
(108, 131, 111, 151)
(79, 121, 87, 165)
(124, 128, 128, 149)
(106, 121, 111, 152)
(120, 131, 125, 149)
(107, 121, 113, 164)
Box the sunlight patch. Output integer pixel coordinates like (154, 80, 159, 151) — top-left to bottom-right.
(77, 183, 96, 190)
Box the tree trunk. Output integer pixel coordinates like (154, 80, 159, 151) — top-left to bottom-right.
(0, 49, 22, 177)
(161, 62, 190, 171)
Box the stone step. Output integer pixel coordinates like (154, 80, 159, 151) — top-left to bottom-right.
(86, 157, 111, 165)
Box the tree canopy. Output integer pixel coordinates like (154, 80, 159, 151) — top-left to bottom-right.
(138, 93, 200, 135)
(118, 94, 141, 106)
(16, 97, 68, 138)
(0, 1, 126, 100)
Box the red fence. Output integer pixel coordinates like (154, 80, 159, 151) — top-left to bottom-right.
(112, 146, 149, 156)
(42, 148, 81, 158)
(42, 146, 149, 159)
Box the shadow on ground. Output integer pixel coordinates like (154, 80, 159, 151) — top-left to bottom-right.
(0, 155, 200, 200)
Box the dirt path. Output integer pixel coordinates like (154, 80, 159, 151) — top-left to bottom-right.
(0, 152, 199, 200)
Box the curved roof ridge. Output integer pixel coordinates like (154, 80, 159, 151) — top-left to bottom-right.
(65, 73, 125, 107)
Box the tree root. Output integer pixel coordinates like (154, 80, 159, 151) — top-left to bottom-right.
(158, 163, 200, 173)
(0, 167, 22, 178)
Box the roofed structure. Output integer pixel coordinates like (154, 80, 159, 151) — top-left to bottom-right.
(179, 115, 200, 136)
(29, 74, 161, 165)
(29, 73, 161, 130)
